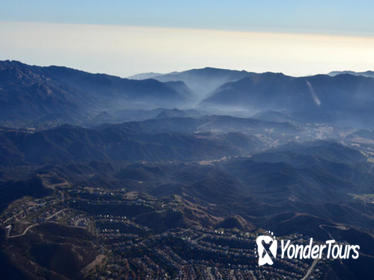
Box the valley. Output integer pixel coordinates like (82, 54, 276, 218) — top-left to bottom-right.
(1, 61, 374, 279)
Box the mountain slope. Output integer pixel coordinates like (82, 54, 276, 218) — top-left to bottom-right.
(0, 61, 190, 127)
(202, 72, 374, 124)
(149, 67, 252, 100)
(0, 119, 267, 165)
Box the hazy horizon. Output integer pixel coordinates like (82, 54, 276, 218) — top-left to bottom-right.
(1, 21, 374, 78)
(1, 0, 374, 77)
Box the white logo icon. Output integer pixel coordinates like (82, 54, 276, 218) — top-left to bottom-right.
(256, 234, 277, 266)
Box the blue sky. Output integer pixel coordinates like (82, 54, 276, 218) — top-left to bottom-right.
(0, 1, 374, 76)
(2, 0, 374, 35)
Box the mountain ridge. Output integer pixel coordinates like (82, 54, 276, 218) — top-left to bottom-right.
(0, 60, 191, 127)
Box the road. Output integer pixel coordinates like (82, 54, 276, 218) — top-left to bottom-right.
(301, 258, 319, 280)
(7, 223, 39, 239)
(7, 208, 67, 238)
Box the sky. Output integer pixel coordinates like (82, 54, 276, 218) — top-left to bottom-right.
(1, 1, 374, 77)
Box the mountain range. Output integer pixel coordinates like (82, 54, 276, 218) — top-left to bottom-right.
(2, 61, 374, 129)
(133, 67, 252, 100)
(202, 73, 374, 125)
(1, 60, 374, 279)
(329, 70, 374, 78)
(0, 60, 191, 127)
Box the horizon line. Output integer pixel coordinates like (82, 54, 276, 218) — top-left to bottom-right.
(2, 58, 373, 80)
